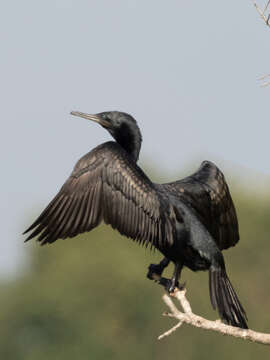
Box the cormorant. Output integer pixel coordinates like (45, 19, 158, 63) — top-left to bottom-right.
(24, 110, 248, 329)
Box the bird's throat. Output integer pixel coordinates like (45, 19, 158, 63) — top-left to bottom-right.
(114, 123, 142, 162)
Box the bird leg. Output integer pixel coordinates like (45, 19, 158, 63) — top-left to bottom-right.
(147, 257, 170, 280)
(163, 263, 183, 293)
(147, 260, 184, 294)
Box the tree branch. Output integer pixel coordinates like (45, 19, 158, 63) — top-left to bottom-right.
(159, 287, 270, 345)
(254, 1, 270, 27)
(253, 1, 270, 86)
(259, 73, 270, 87)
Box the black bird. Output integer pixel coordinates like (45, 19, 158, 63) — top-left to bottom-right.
(24, 110, 247, 329)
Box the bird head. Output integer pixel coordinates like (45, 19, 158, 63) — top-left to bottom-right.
(70, 110, 142, 161)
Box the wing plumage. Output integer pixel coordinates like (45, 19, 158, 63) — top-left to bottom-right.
(163, 161, 239, 250)
(24, 142, 176, 247)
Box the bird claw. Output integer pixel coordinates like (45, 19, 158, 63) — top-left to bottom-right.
(165, 279, 179, 293)
(152, 276, 178, 293)
(157, 277, 186, 293)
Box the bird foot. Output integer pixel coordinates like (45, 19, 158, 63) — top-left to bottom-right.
(147, 264, 185, 293)
(153, 275, 186, 293)
(150, 274, 185, 293)
(163, 279, 186, 293)
(161, 278, 179, 293)
(147, 263, 165, 280)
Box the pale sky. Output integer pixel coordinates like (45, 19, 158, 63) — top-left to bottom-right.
(1, 1, 270, 277)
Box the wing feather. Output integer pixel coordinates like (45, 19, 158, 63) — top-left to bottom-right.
(24, 142, 175, 248)
(163, 161, 239, 250)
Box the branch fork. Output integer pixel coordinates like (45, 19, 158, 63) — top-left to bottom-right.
(254, 1, 270, 26)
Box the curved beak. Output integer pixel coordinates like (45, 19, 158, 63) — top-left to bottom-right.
(70, 111, 110, 128)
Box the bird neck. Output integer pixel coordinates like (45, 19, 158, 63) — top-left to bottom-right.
(113, 122, 142, 162)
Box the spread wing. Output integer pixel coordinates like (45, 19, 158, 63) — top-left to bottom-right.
(24, 142, 176, 247)
(163, 161, 239, 250)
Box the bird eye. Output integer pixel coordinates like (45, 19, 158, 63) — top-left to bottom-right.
(101, 113, 107, 120)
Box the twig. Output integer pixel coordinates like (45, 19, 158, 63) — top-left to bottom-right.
(260, 80, 270, 87)
(258, 74, 270, 87)
(159, 287, 270, 345)
(259, 73, 270, 80)
(264, 0, 270, 13)
(253, 2, 270, 86)
(158, 320, 183, 340)
(254, 1, 270, 26)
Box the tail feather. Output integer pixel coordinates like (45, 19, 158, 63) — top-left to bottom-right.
(209, 267, 248, 329)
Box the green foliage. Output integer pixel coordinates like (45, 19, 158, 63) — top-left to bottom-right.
(2, 178, 270, 359)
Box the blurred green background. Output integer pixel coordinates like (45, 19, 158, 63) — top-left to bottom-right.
(3, 167, 270, 360)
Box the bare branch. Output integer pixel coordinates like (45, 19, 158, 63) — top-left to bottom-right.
(159, 287, 270, 345)
(158, 320, 184, 340)
(259, 73, 270, 80)
(264, 0, 270, 13)
(254, 1, 270, 27)
(253, 2, 270, 86)
(259, 74, 270, 87)
(260, 81, 270, 87)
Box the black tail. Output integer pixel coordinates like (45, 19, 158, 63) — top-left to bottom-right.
(209, 267, 248, 329)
